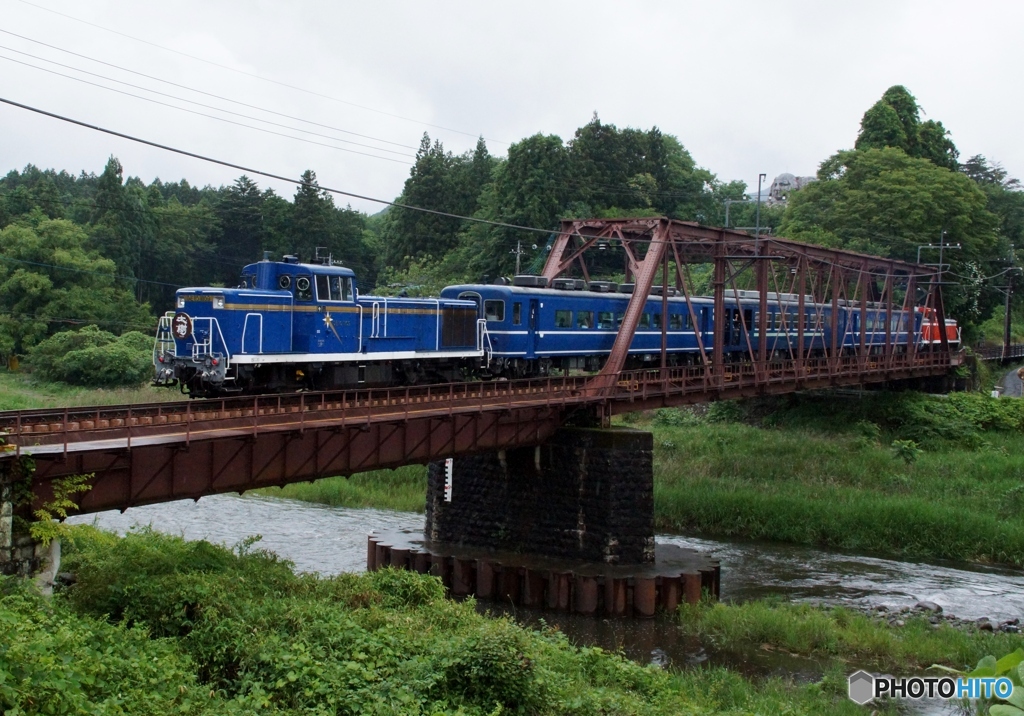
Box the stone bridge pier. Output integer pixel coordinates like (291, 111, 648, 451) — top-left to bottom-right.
(425, 427, 656, 565)
(368, 427, 719, 616)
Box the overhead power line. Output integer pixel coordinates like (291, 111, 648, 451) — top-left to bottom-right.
(13, 0, 506, 145)
(0, 28, 418, 152)
(0, 254, 183, 288)
(0, 96, 563, 239)
(0, 97, 986, 289)
(0, 54, 413, 165)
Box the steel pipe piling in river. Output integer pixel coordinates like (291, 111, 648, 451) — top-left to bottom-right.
(367, 529, 719, 618)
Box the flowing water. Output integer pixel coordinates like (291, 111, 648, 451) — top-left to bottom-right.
(67, 493, 1024, 623)
(68, 493, 1024, 714)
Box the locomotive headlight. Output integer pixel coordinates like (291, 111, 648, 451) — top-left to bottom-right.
(213, 296, 225, 309)
(176, 296, 185, 308)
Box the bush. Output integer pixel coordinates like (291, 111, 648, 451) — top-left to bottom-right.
(652, 407, 703, 427)
(0, 576, 226, 715)
(25, 325, 114, 381)
(27, 326, 153, 387)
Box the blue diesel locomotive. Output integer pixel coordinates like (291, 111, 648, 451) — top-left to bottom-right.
(153, 259, 957, 396)
(153, 256, 484, 396)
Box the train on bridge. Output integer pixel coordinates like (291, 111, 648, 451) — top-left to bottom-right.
(153, 256, 961, 397)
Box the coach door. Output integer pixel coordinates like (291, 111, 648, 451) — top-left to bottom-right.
(527, 299, 539, 357)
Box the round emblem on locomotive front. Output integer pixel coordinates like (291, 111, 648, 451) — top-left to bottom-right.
(172, 312, 192, 339)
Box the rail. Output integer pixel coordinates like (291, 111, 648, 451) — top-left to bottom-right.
(975, 344, 1024, 361)
(0, 350, 954, 455)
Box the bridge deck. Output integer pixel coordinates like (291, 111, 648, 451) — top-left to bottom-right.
(1, 351, 953, 516)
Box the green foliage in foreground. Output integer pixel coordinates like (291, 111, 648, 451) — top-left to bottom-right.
(26, 325, 154, 388)
(680, 600, 1024, 673)
(0, 578, 223, 715)
(0, 525, 879, 715)
(264, 465, 428, 513)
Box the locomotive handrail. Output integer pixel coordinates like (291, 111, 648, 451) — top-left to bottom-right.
(241, 313, 264, 354)
(190, 317, 231, 367)
(357, 305, 364, 353)
(476, 319, 492, 361)
(152, 312, 176, 366)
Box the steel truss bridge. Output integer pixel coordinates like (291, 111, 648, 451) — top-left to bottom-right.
(1, 219, 960, 515)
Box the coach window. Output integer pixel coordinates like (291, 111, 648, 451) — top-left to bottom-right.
(615, 312, 625, 328)
(597, 311, 614, 329)
(484, 299, 505, 322)
(652, 312, 662, 329)
(670, 313, 683, 330)
(577, 311, 593, 329)
(554, 309, 572, 328)
(512, 302, 522, 325)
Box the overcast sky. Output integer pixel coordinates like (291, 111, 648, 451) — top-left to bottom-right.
(2, 0, 1020, 214)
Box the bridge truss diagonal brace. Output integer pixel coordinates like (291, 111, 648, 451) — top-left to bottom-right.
(594, 221, 669, 388)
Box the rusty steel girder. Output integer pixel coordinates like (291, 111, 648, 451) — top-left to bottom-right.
(30, 405, 564, 515)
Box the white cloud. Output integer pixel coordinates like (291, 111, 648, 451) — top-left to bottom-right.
(1, 0, 1020, 211)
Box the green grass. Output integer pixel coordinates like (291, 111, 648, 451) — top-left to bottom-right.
(0, 368, 180, 411)
(0, 525, 892, 715)
(650, 421, 1024, 565)
(642, 391, 1024, 566)
(261, 465, 428, 513)
(680, 599, 1024, 673)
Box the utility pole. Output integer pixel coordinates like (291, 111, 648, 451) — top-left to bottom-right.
(511, 240, 524, 275)
(1003, 268, 1011, 360)
(754, 173, 767, 247)
(724, 198, 753, 228)
(1003, 245, 1015, 362)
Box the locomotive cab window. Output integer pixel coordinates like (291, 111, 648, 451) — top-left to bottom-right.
(554, 309, 572, 328)
(484, 300, 505, 322)
(316, 275, 353, 302)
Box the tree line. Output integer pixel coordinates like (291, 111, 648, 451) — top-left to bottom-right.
(1, 83, 1022, 371)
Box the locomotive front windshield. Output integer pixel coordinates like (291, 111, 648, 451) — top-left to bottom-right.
(316, 274, 353, 302)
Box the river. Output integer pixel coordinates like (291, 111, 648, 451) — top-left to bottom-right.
(67, 493, 1024, 623)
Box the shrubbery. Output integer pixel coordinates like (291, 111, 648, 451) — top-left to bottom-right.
(26, 325, 152, 388)
(701, 390, 1024, 450)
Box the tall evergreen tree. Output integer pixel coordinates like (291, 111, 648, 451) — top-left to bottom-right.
(855, 85, 959, 170)
(218, 175, 268, 270)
